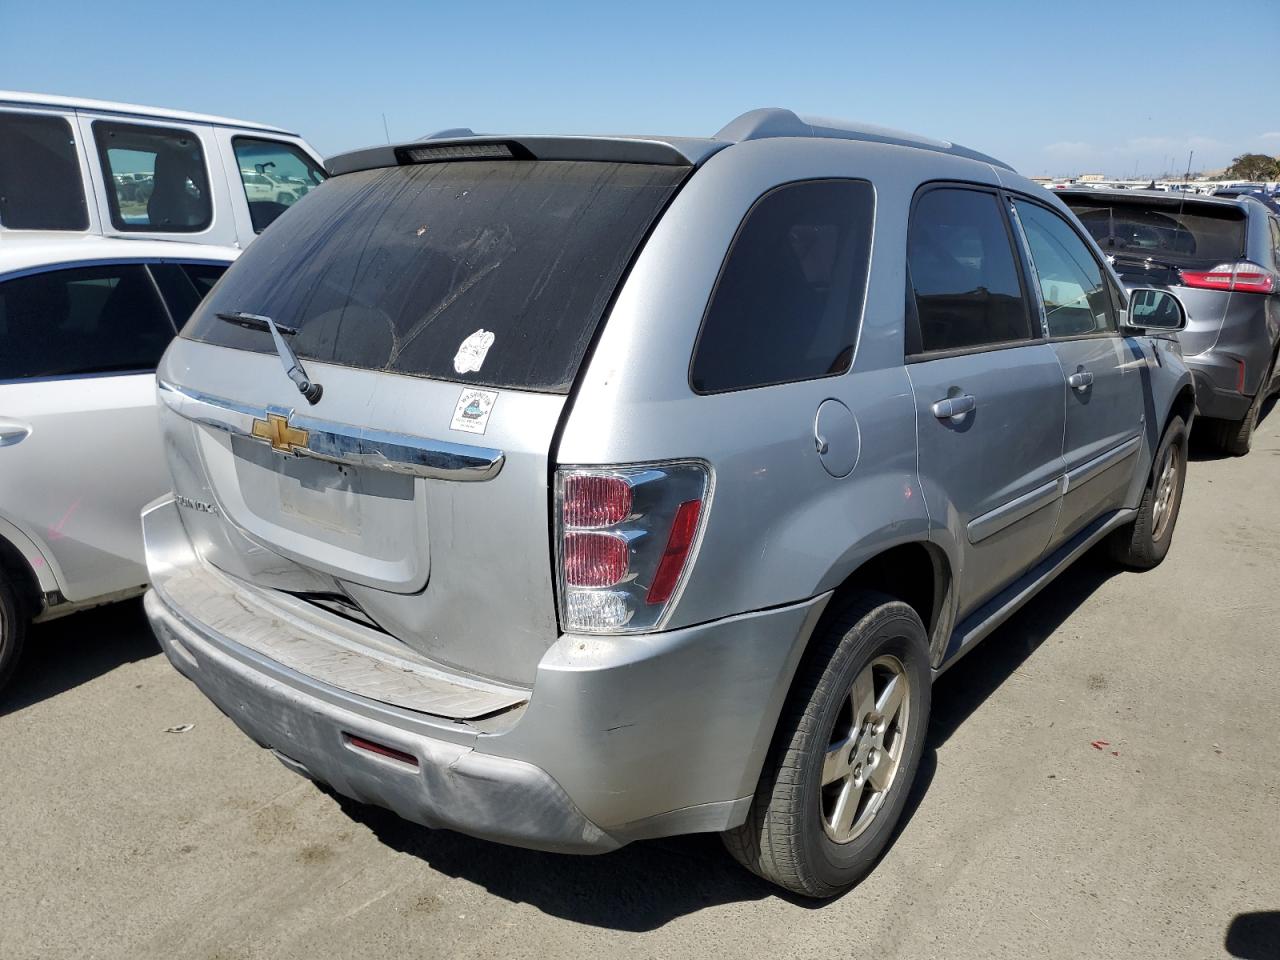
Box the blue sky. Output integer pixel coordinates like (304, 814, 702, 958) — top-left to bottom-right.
(3, 0, 1276, 177)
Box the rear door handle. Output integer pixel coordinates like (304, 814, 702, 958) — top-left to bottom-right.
(0, 422, 30, 447)
(931, 395, 977, 420)
(1068, 370, 1095, 390)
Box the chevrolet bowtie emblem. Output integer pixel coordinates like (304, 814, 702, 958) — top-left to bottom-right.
(251, 413, 309, 454)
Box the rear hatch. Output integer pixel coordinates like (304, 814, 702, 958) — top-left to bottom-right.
(1063, 193, 1248, 354)
(157, 155, 687, 686)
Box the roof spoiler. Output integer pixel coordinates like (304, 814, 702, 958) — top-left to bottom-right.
(327, 107, 1013, 177)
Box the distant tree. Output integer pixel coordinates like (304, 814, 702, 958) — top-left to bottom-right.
(1225, 153, 1280, 181)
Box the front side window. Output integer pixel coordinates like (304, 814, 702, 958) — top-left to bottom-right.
(690, 179, 875, 394)
(94, 121, 211, 232)
(232, 137, 327, 232)
(1014, 200, 1116, 337)
(0, 264, 175, 380)
(0, 111, 89, 230)
(907, 187, 1032, 354)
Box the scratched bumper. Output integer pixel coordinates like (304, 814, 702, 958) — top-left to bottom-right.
(143, 496, 826, 851)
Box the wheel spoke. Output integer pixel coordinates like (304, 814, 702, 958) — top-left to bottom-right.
(822, 738, 853, 786)
(831, 779, 865, 837)
(876, 672, 906, 724)
(851, 667, 875, 724)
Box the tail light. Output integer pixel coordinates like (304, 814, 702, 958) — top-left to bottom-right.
(555, 462, 711, 634)
(1180, 261, 1277, 294)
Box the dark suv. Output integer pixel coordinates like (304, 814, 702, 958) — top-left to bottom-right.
(1062, 189, 1280, 454)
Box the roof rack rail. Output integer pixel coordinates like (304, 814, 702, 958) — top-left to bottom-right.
(713, 108, 1013, 171)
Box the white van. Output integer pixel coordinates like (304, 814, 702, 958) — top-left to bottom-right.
(0, 91, 326, 247)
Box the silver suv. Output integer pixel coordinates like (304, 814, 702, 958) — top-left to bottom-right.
(142, 109, 1194, 897)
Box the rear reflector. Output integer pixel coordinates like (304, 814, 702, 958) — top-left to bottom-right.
(343, 733, 419, 767)
(646, 500, 703, 605)
(1180, 261, 1277, 294)
(564, 532, 629, 587)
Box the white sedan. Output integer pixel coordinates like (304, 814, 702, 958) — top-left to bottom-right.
(0, 236, 236, 689)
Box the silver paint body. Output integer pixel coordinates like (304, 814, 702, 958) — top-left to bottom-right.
(0, 238, 237, 618)
(144, 122, 1192, 851)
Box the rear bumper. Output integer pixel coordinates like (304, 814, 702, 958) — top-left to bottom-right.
(1187, 354, 1253, 421)
(143, 497, 827, 853)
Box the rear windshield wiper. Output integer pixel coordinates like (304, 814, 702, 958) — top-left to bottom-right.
(216, 311, 323, 405)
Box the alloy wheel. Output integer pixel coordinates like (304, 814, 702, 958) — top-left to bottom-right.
(820, 654, 911, 844)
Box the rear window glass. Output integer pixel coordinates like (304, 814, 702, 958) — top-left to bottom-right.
(0, 112, 89, 230)
(181, 159, 685, 393)
(1064, 197, 1246, 265)
(690, 179, 874, 394)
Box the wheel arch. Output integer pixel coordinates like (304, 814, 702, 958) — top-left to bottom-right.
(0, 533, 47, 621)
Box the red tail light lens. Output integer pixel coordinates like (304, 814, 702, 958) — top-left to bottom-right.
(1180, 262, 1277, 294)
(556, 463, 710, 634)
(562, 475, 632, 527)
(563, 532, 629, 587)
(646, 501, 702, 604)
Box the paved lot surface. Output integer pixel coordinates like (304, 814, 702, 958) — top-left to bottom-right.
(3, 414, 1279, 960)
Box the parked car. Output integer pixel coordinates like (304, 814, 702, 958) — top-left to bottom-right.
(1212, 187, 1280, 215)
(0, 91, 327, 244)
(1061, 188, 1280, 454)
(141, 109, 1193, 898)
(0, 238, 235, 690)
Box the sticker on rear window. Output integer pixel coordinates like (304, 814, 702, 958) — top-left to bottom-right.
(450, 388, 498, 435)
(453, 328, 495, 375)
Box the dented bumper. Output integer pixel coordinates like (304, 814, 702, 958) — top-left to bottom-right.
(142, 496, 827, 853)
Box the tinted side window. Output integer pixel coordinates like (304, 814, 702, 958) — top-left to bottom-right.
(94, 121, 212, 232)
(232, 137, 327, 233)
(0, 112, 89, 230)
(908, 188, 1032, 354)
(1014, 200, 1116, 337)
(690, 180, 874, 394)
(149, 262, 228, 322)
(0, 264, 174, 380)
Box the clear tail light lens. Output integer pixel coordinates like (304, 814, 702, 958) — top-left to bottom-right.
(1180, 261, 1277, 294)
(555, 462, 711, 634)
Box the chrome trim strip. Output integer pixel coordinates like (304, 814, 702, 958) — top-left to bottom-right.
(966, 478, 1061, 545)
(1063, 436, 1142, 493)
(157, 380, 504, 481)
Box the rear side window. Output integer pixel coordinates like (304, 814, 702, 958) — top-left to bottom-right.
(94, 121, 212, 232)
(149, 262, 228, 322)
(690, 180, 874, 394)
(0, 264, 175, 380)
(1065, 197, 1246, 266)
(1013, 200, 1116, 337)
(232, 136, 327, 233)
(0, 112, 89, 230)
(908, 187, 1032, 354)
(182, 159, 686, 393)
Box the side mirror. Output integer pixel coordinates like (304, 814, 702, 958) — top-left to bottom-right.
(1126, 287, 1186, 332)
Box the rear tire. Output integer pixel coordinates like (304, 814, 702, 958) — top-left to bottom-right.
(1110, 416, 1187, 570)
(1216, 352, 1276, 457)
(723, 592, 931, 898)
(0, 577, 27, 693)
